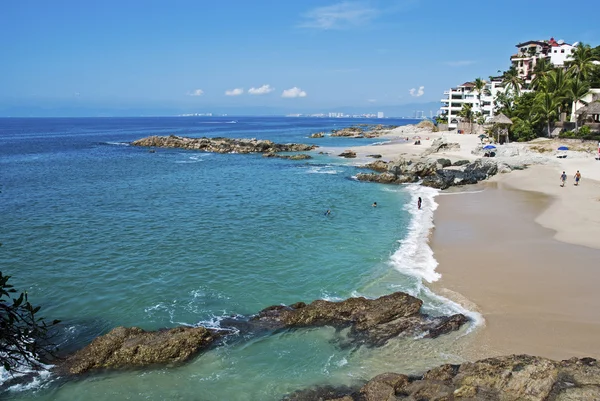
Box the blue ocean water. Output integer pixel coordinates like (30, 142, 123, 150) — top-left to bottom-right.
(0, 117, 472, 400)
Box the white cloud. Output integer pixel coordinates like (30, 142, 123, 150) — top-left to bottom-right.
(225, 88, 244, 96)
(409, 86, 425, 97)
(188, 89, 204, 96)
(299, 2, 379, 30)
(282, 87, 307, 98)
(444, 60, 475, 67)
(248, 84, 274, 95)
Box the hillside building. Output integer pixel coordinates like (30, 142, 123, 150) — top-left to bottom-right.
(440, 78, 505, 130)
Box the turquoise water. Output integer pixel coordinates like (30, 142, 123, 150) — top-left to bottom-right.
(0, 117, 470, 400)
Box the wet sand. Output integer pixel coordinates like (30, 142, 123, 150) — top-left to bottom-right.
(430, 182, 600, 361)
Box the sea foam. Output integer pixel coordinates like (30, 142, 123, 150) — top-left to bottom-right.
(388, 184, 440, 283)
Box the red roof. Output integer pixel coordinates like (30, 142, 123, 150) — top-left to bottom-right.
(461, 82, 475, 87)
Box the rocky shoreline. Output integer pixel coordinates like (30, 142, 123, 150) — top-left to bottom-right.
(52, 292, 467, 377)
(283, 355, 600, 400)
(131, 135, 317, 154)
(355, 138, 518, 190)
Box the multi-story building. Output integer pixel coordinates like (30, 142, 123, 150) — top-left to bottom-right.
(510, 37, 575, 84)
(440, 78, 505, 130)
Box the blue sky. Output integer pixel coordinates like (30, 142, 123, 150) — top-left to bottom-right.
(1, 0, 599, 116)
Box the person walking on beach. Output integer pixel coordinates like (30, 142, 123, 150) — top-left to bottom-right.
(574, 170, 581, 186)
(417, 197, 422, 210)
(560, 171, 567, 187)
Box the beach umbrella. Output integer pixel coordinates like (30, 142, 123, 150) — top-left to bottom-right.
(478, 134, 487, 139)
(483, 145, 496, 150)
(413, 136, 421, 139)
(557, 146, 569, 151)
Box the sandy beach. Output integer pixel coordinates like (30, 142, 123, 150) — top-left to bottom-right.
(346, 125, 600, 360)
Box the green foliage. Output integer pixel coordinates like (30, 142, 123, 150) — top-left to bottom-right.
(0, 269, 59, 372)
(579, 125, 591, 136)
(511, 117, 537, 141)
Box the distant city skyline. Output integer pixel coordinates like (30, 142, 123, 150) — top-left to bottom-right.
(1, 0, 599, 117)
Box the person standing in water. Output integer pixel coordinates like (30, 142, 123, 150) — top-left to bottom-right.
(417, 197, 422, 210)
(574, 170, 581, 186)
(372, 202, 377, 207)
(560, 171, 567, 187)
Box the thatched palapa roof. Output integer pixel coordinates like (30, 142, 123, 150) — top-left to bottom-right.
(488, 113, 513, 125)
(576, 101, 600, 115)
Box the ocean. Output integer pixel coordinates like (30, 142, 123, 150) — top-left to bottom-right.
(0, 117, 474, 400)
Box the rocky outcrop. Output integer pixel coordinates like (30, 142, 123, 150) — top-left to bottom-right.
(309, 132, 325, 138)
(338, 150, 357, 158)
(366, 154, 382, 158)
(131, 135, 317, 154)
(356, 156, 500, 190)
(263, 153, 313, 160)
(249, 292, 468, 346)
(332, 127, 364, 137)
(59, 326, 220, 375)
(283, 355, 600, 401)
(422, 137, 460, 156)
(360, 160, 389, 172)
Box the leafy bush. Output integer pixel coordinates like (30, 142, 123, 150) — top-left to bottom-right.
(579, 126, 591, 136)
(0, 271, 59, 371)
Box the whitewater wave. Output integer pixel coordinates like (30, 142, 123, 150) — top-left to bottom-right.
(103, 141, 130, 146)
(386, 183, 484, 330)
(305, 166, 341, 175)
(388, 184, 440, 283)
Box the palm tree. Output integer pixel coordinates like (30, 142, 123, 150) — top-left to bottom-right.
(459, 103, 474, 133)
(567, 78, 590, 132)
(544, 68, 571, 120)
(530, 58, 553, 91)
(501, 67, 523, 96)
(568, 42, 597, 81)
(534, 90, 561, 137)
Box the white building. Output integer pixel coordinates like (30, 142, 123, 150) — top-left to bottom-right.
(440, 79, 505, 130)
(510, 37, 575, 83)
(377, 112, 384, 119)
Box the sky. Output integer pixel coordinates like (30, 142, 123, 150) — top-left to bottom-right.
(1, 0, 599, 116)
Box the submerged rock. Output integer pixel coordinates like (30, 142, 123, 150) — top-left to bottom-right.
(283, 355, 600, 401)
(250, 292, 468, 346)
(131, 135, 317, 154)
(59, 326, 220, 375)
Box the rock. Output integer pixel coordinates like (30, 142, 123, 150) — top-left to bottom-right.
(366, 154, 382, 158)
(331, 127, 364, 137)
(453, 159, 470, 166)
(437, 158, 452, 168)
(263, 153, 312, 160)
(285, 355, 600, 401)
(249, 292, 468, 346)
(59, 326, 219, 375)
(356, 172, 414, 184)
(131, 135, 317, 154)
(309, 132, 325, 138)
(422, 138, 460, 156)
(360, 160, 388, 172)
(282, 385, 359, 401)
(338, 150, 357, 158)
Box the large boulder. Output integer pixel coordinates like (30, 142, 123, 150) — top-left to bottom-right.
(360, 160, 389, 172)
(422, 138, 460, 156)
(338, 150, 357, 158)
(249, 292, 468, 346)
(283, 355, 600, 401)
(331, 127, 364, 137)
(309, 132, 325, 138)
(59, 326, 220, 375)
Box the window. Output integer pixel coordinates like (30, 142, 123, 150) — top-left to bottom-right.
(554, 50, 557, 53)
(561, 49, 565, 53)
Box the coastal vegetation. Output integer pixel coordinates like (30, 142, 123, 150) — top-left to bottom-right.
(494, 43, 600, 141)
(0, 270, 59, 372)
